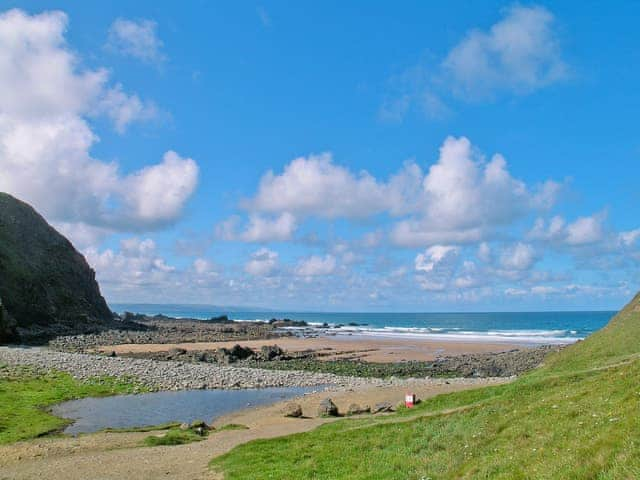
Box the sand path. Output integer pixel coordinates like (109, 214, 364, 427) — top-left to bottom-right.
(0, 378, 508, 480)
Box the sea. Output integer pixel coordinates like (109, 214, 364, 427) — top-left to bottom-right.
(111, 304, 615, 346)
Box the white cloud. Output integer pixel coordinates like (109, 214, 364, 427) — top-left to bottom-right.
(295, 254, 337, 276)
(0, 9, 196, 237)
(565, 215, 605, 246)
(122, 151, 199, 226)
(620, 229, 640, 247)
(477, 242, 492, 263)
(415, 245, 458, 273)
(414, 245, 459, 291)
(95, 84, 157, 133)
(85, 237, 175, 288)
(380, 5, 567, 121)
(244, 248, 279, 276)
(529, 213, 605, 246)
(240, 213, 297, 242)
(216, 213, 297, 242)
(391, 136, 559, 246)
(243, 137, 558, 247)
(245, 153, 423, 219)
(53, 222, 113, 250)
(443, 5, 567, 99)
(107, 18, 165, 64)
(499, 242, 537, 270)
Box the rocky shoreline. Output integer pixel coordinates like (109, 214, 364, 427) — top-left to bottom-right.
(47, 315, 290, 352)
(0, 346, 505, 392)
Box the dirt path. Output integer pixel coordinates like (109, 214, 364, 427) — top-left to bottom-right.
(0, 379, 508, 480)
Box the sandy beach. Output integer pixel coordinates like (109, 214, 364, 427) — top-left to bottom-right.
(97, 335, 524, 363)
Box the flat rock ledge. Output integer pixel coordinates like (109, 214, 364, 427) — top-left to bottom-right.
(0, 346, 509, 392)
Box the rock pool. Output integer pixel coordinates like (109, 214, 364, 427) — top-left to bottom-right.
(51, 386, 319, 434)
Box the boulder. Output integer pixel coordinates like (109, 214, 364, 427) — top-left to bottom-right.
(372, 402, 394, 414)
(347, 403, 371, 416)
(317, 398, 339, 417)
(215, 344, 254, 364)
(260, 344, 284, 361)
(189, 419, 210, 436)
(282, 402, 303, 418)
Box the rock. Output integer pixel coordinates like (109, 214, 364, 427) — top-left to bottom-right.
(215, 344, 254, 364)
(372, 402, 394, 414)
(260, 345, 284, 361)
(347, 403, 370, 415)
(203, 315, 230, 323)
(189, 419, 209, 435)
(0, 193, 121, 343)
(317, 398, 339, 417)
(179, 423, 189, 430)
(0, 296, 17, 343)
(282, 402, 303, 418)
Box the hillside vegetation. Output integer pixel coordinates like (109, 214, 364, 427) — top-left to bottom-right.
(0, 192, 113, 343)
(211, 293, 640, 479)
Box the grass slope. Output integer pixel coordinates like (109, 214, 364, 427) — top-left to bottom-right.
(211, 294, 640, 479)
(0, 365, 143, 444)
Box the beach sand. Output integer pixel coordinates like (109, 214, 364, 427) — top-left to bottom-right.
(97, 335, 525, 363)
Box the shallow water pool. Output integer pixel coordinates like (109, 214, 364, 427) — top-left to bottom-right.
(51, 386, 319, 434)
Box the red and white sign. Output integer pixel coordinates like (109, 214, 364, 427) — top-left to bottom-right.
(405, 393, 416, 408)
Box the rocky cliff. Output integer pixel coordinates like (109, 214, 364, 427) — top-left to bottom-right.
(0, 192, 115, 343)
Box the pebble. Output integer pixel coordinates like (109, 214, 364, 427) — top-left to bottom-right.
(0, 346, 507, 392)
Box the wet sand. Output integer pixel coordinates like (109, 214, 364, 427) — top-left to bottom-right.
(97, 335, 524, 363)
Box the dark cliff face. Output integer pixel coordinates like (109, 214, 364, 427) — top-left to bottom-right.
(0, 192, 113, 343)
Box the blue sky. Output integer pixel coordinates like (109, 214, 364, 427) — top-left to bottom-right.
(1, 1, 639, 311)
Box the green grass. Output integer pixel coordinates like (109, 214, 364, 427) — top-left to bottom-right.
(0, 364, 145, 444)
(211, 293, 640, 479)
(143, 428, 206, 446)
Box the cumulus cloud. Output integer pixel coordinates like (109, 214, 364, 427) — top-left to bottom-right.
(95, 84, 157, 133)
(414, 245, 459, 291)
(381, 5, 567, 120)
(295, 254, 337, 276)
(499, 242, 537, 270)
(244, 153, 422, 219)
(85, 237, 175, 287)
(244, 248, 279, 276)
(620, 229, 640, 247)
(529, 213, 606, 246)
(391, 136, 559, 246)
(443, 5, 567, 99)
(107, 18, 165, 64)
(216, 213, 297, 242)
(242, 137, 558, 247)
(0, 9, 197, 240)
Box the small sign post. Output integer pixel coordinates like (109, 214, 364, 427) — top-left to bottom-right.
(405, 393, 416, 408)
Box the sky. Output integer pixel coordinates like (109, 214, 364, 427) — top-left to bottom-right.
(0, 1, 639, 311)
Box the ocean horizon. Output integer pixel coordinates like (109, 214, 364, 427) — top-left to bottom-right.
(111, 303, 615, 346)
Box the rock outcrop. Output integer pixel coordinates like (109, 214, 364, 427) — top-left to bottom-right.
(0, 192, 115, 342)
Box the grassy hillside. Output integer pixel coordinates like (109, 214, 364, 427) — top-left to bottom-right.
(211, 294, 640, 479)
